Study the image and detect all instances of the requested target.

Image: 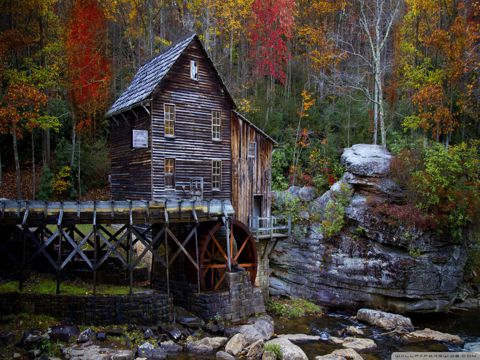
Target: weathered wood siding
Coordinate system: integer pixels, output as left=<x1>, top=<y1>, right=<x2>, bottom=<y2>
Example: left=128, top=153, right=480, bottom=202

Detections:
left=150, top=39, right=233, bottom=200
left=110, top=109, right=152, bottom=200
left=231, top=113, right=273, bottom=225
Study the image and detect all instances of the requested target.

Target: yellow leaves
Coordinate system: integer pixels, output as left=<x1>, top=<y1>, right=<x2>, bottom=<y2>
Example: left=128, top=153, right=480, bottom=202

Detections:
left=300, top=90, right=315, bottom=116
left=237, top=98, right=256, bottom=114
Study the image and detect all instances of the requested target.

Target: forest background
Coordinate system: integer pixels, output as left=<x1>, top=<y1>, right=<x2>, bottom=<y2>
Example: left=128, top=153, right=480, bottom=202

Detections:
left=0, top=0, right=478, bottom=241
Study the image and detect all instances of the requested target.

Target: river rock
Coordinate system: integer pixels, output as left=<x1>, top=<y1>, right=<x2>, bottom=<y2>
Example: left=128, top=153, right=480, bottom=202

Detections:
left=225, top=315, right=274, bottom=344
left=265, top=338, right=308, bottom=360
left=0, top=332, right=15, bottom=346
left=315, top=348, right=364, bottom=360
left=401, top=328, right=464, bottom=345
left=159, top=340, right=182, bottom=353
left=328, top=337, right=377, bottom=351
left=344, top=326, right=364, bottom=336
left=186, top=337, right=228, bottom=354
left=278, top=333, right=321, bottom=343
left=269, top=144, right=468, bottom=313
left=49, top=325, right=80, bottom=342
left=63, top=342, right=135, bottom=360
left=357, top=309, right=414, bottom=332
left=216, top=351, right=235, bottom=360
left=246, top=339, right=264, bottom=359
left=262, top=350, right=276, bottom=360
left=225, top=333, right=246, bottom=356
left=175, top=307, right=205, bottom=329
left=77, top=328, right=94, bottom=343
left=298, top=186, right=316, bottom=202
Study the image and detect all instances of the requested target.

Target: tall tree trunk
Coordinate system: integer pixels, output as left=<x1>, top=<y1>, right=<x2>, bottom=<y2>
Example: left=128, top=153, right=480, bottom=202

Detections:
left=0, top=148, right=2, bottom=188
left=70, top=118, right=76, bottom=170
left=78, top=136, right=81, bottom=200
left=31, top=131, right=36, bottom=200
left=12, top=126, right=22, bottom=199
left=46, top=128, right=50, bottom=167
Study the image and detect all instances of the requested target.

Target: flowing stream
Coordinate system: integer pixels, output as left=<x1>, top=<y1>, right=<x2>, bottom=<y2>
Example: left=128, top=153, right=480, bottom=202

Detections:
left=272, top=309, right=480, bottom=359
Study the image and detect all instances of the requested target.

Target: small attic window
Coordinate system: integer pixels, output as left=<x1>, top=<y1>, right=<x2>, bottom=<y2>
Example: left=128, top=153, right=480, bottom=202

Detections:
left=190, top=60, right=198, bottom=80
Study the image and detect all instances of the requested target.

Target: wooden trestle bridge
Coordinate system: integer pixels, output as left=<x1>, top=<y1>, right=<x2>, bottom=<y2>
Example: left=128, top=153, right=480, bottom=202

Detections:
left=0, top=199, right=262, bottom=295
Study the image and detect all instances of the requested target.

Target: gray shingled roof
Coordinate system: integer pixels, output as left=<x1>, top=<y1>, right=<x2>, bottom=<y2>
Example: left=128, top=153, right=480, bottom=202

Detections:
left=106, top=34, right=196, bottom=117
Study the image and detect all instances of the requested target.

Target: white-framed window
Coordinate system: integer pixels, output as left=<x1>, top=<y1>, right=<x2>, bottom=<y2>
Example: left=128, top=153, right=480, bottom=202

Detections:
left=164, top=104, right=175, bottom=137
left=212, top=110, right=221, bottom=140
left=248, top=142, right=257, bottom=158
left=212, top=160, right=221, bottom=191
left=164, top=158, right=175, bottom=189
left=190, top=60, right=198, bottom=80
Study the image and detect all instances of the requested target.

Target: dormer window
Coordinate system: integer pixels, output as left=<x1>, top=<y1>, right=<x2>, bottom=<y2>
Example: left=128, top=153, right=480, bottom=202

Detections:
left=190, top=60, right=198, bottom=80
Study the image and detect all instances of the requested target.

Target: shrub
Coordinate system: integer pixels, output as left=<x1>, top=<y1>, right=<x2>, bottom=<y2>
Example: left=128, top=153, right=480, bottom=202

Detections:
left=411, top=141, right=480, bottom=238
left=37, top=166, right=54, bottom=200
left=267, top=297, right=323, bottom=319
left=320, top=182, right=352, bottom=237
left=264, top=343, right=283, bottom=359
left=53, top=166, right=74, bottom=199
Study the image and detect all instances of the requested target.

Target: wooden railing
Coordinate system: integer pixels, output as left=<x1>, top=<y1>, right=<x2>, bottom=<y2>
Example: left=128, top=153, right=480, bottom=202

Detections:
left=249, top=216, right=291, bottom=240
left=176, top=177, right=204, bottom=200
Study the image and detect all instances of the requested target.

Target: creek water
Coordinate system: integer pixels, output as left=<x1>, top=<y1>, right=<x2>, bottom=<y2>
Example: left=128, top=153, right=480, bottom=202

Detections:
left=173, top=308, right=480, bottom=360
left=272, top=308, right=480, bottom=359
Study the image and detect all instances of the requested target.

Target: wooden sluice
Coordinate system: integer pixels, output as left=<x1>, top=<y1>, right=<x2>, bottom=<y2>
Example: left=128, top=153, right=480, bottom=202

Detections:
left=0, top=199, right=235, bottom=295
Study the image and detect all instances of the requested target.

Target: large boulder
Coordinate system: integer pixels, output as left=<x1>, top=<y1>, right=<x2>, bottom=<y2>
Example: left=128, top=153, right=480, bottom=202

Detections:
left=225, top=333, right=247, bottom=356
left=341, top=144, right=392, bottom=177
left=315, top=348, right=364, bottom=360
left=269, top=144, right=468, bottom=313
left=401, top=328, right=464, bottom=345
left=328, top=337, right=377, bottom=351
left=225, top=315, right=274, bottom=344
left=186, top=337, right=228, bottom=354
left=265, top=338, right=308, bottom=360
left=278, top=334, right=321, bottom=343
left=356, top=309, right=414, bottom=332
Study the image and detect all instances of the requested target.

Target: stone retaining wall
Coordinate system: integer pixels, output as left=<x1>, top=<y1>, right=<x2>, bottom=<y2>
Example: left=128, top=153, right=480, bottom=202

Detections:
left=178, top=271, right=266, bottom=322
left=0, top=291, right=173, bottom=325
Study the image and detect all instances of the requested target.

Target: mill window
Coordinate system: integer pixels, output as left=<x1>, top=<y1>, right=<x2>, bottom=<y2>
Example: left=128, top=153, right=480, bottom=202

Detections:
left=190, top=60, right=198, bottom=80
left=248, top=142, right=257, bottom=159
left=212, top=111, right=221, bottom=140
left=164, top=158, right=175, bottom=189
left=164, top=104, right=175, bottom=137
left=212, top=160, right=221, bottom=191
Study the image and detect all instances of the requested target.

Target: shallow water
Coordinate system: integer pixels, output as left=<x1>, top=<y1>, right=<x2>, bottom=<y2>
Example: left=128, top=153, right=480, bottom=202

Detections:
left=273, top=309, right=480, bottom=359
left=171, top=309, right=480, bottom=360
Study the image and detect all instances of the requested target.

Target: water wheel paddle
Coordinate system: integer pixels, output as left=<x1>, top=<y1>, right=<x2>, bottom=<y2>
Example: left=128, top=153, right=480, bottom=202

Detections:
left=186, top=220, right=257, bottom=291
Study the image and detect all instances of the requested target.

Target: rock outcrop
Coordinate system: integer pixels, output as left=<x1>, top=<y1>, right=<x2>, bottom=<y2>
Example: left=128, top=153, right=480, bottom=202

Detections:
left=270, top=144, right=467, bottom=313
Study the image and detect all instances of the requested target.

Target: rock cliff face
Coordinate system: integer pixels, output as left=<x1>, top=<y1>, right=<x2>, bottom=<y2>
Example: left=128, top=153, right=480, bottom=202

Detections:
left=269, top=144, right=467, bottom=313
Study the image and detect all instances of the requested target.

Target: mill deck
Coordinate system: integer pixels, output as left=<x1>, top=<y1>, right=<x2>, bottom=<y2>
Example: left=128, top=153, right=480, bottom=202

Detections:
left=0, top=199, right=234, bottom=226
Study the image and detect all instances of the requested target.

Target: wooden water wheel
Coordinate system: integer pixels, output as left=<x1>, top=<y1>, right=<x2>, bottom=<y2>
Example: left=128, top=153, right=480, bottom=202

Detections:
left=186, top=220, right=257, bottom=291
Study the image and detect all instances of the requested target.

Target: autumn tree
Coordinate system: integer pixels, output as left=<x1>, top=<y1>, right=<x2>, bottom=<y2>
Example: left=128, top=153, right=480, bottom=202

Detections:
left=399, top=0, right=478, bottom=145
left=66, top=0, right=111, bottom=197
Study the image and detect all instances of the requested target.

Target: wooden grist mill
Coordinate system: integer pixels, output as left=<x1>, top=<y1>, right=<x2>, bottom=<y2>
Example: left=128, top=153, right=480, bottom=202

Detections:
left=0, top=34, right=290, bottom=320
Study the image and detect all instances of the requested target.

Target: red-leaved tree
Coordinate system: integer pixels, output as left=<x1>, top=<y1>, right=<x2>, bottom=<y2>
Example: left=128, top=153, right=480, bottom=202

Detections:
left=66, top=0, right=111, bottom=197
left=66, top=0, right=111, bottom=137
left=248, top=0, right=295, bottom=84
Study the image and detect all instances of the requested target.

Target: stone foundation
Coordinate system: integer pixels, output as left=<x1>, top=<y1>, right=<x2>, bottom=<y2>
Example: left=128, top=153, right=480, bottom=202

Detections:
left=179, top=271, right=265, bottom=322
left=255, top=241, right=271, bottom=302
left=0, top=290, right=172, bottom=325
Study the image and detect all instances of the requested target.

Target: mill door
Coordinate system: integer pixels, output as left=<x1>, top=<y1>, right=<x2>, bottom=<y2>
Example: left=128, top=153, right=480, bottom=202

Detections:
left=253, top=195, right=263, bottom=229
